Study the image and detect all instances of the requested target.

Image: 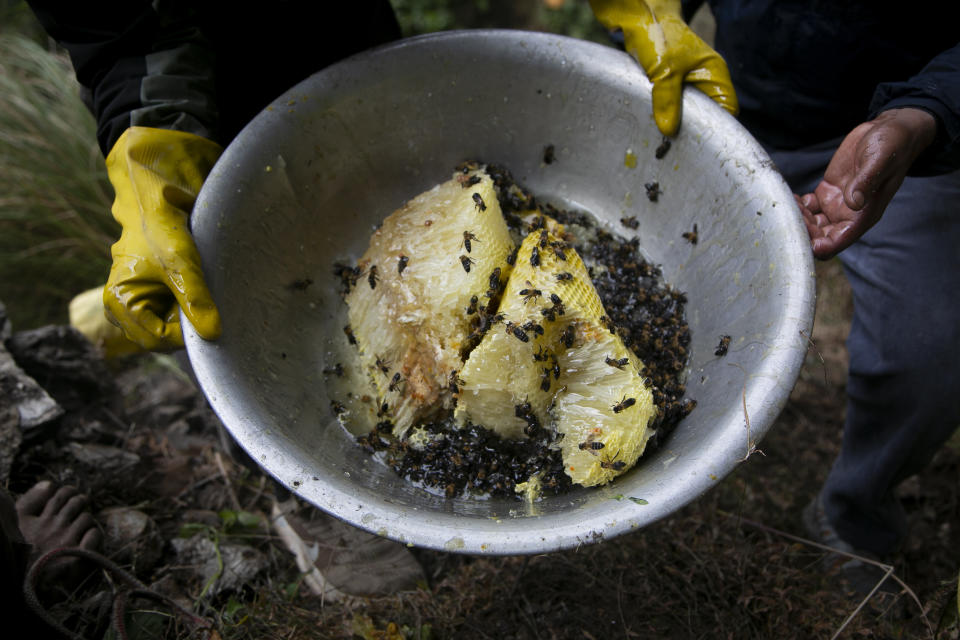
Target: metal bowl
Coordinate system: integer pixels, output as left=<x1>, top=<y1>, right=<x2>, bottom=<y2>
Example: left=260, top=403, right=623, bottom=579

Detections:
left=184, top=30, right=815, bottom=554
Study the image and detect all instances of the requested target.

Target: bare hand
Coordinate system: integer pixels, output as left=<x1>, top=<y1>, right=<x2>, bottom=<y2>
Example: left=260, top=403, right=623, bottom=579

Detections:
left=797, top=108, right=937, bottom=260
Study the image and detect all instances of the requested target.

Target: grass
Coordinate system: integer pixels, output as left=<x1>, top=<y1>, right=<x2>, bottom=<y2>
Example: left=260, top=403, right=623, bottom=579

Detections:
left=0, top=32, right=115, bottom=331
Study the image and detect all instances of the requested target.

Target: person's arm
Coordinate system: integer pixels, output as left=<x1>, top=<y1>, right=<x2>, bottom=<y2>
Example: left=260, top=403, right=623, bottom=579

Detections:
left=798, top=43, right=960, bottom=260
left=26, top=1, right=224, bottom=351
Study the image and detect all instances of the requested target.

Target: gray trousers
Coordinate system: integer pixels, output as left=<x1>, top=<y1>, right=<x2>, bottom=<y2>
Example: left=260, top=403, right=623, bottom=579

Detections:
left=769, top=141, right=960, bottom=556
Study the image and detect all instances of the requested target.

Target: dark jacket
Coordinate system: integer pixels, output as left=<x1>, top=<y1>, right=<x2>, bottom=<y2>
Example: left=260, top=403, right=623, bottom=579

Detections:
left=685, top=0, right=960, bottom=174
left=26, top=0, right=401, bottom=154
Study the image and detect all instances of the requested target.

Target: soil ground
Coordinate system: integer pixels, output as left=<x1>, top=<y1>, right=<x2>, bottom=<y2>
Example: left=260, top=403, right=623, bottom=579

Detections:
left=7, top=258, right=960, bottom=639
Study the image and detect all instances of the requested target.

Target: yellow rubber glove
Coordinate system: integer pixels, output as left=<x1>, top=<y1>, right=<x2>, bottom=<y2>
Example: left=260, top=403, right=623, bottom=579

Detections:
left=69, top=285, right=146, bottom=359
left=590, top=0, right=739, bottom=137
left=104, top=126, right=223, bottom=351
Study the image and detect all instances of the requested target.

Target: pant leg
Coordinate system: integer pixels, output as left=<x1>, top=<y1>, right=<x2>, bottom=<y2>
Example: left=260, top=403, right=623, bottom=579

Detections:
left=768, top=145, right=960, bottom=556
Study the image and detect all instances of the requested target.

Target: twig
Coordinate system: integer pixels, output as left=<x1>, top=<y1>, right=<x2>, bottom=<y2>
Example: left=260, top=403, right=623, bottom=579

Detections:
left=214, top=451, right=242, bottom=511
left=718, top=510, right=934, bottom=639
left=799, top=329, right=829, bottom=387
left=728, top=363, right=764, bottom=461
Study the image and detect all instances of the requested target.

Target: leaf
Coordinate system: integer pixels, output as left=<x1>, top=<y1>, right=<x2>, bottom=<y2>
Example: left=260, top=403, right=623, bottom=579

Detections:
left=629, top=497, right=648, bottom=505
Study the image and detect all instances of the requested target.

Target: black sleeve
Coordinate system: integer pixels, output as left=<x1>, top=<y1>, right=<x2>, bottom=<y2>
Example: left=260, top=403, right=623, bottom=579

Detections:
left=25, top=1, right=220, bottom=155
left=870, top=42, right=960, bottom=176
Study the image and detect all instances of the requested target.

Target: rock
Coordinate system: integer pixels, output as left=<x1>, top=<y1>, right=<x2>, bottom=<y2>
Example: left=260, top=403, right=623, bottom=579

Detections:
left=6, top=325, right=117, bottom=411
left=0, top=339, right=63, bottom=445
left=66, top=442, right=140, bottom=471
left=171, top=533, right=268, bottom=597
left=99, top=506, right=163, bottom=573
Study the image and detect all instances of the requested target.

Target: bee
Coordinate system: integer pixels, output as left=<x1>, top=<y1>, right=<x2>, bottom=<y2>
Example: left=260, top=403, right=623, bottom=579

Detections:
left=715, top=334, right=732, bottom=357
left=376, top=402, right=389, bottom=417
left=375, top=355, right=391, bottom=374
left=605, top=356, right=629, bottom=369
left=488, top=267, right=501, bottom=292
left=506, top=322, right=529, bottom=343
left=462, top=230, right=479, bottom=253
left=519, top=282, right=542, bottom=304
left=333, top=262, right=363, bottom=293
left=522, top=320, right=544, bottom=336
left=367, top=265, right=379, bottom=289
left=530, top=245, right=540, bottom=267
left=542, top=144, right=555, bottom=165
left=600, top=315, right=616, bottom=334
left=578, top=434, right=605, bottom=453
left=538, top=229, right=549, bottom=248
left=540, top=306, right=556, bottom=322
left=506, top=246, right=519, bottom=266
left=552, top=361, right=561, bottom=379
left=472, top=192, right=486, bottom=211
left=398, top=255, right=409, bottom=274
left=449, top=370, right=464, bottom=394
left=388, top=372, right=404, bottom=392
left=644, top=181, right=662, bottom=202
left=555, top=272, right=573, bottom=282
left=655, top=136, right=672, bottom=159
left=330, top=400, right=346, bottom=416
left=539, top=368, right=552, bottom=392
left=527, top=216, right=546, bottom=232
left=549, top=293, right=562, bottom=306
left=514, top=399, right=533, bottom=418
left=343, top=325, right=357, bottom=345
left=620, top=216, right=639, bottom=230
left=322, top=363, right=344, bottom=377
left=459, top=174, right=481, bottom=188
left=600, top=451, right=627, bottom=471
left=533, top=345, right=550, bottom=362
left=682, top=224, right=699, bottom=245
left=465, top=295, right=479, bottom=315
left=560, top=324, right=575, bottom=349
left=612, top=396, right=636, bottom=413
left=459, top=254, right=475, bottom=272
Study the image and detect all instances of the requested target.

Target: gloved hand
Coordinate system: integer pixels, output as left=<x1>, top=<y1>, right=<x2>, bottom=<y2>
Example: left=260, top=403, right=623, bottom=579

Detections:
left=69, top=285, right=145, bottom=359
left=590, top=0, right=738, bottom=137
left=104, top=126, right=223, bottom=351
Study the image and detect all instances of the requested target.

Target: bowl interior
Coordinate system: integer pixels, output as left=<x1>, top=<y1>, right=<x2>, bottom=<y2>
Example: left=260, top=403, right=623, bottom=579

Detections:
left=184, top=30, right=815, bottom=554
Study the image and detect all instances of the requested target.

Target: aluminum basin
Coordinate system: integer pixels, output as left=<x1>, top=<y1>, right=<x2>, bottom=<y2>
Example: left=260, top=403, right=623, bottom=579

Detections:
left=184, top=30, right=815, bottom=554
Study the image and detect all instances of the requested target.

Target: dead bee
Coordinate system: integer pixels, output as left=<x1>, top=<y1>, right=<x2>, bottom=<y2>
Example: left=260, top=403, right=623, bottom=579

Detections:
left=488, top=267, right=501, bottom=291
left=530, top=245, right=541, bottom=267
left=605, top=356, right=629, bottom=369
left=519, top=281, right=542, bottom=304
left=715, top=334, right=732, bottom=357
left=655, top=136, right=672, bottom=159
left=540, top=306, right=557, bottom=322
left=459, top=254, right=475, bottom=272
left=287, top=277, right=313, bottom=291
left=398, top=255, right=409, bottom=274
left=620, top=216, right=639, bottom=230
left=533, top=345, right=550, bottom=362
left=333, top=262, right=363, bottom=294
left=388, top=372, right=404, bottom=392
left=612, top=396, right=637, bottom=413
left=376, top=402, right=389, bottom=417
left=506, top=246, right=519, bottom=266
left=322, top=363, right=344, bottom=377
left=465, top=295, right=479, bottom=315
left=472, top=192, right=486, bottom=211
left=539, top=368, right=552, bottom=392
left=543, top=144, right=555, bottom=165
left=551, top=244, right=567, bottom=261
left=462, top=230, right=479, bottom=253
left=555, top=272, right=573, bottom=282
left=331, top=400, right=346, bottom=416
left=506, top=322, right=529, bottom=343
left=560, top=324, right=575, bottom=349
left=644, top=181, right=662, bottom=202
left=343, top=325, right=357, bottom=345
left=375, top=354, right=391, bottom=374
left=367, top=265, right=379, bottom=289
left=682, top=224, right=699, bottom=245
